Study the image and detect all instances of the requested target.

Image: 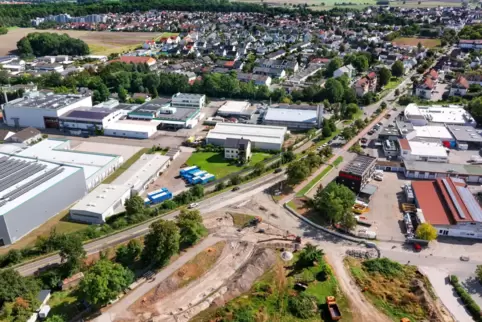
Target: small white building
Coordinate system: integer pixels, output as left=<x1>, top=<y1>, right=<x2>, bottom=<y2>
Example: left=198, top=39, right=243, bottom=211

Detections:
left=399, top=139, right=448, bottom=163
left=59, top=107, right=125, bottom=134
left=217, top=100, right=252, bottom=116
left=171, top=93, right=206, bottom=109
left=104, top=120, right=160, bottom=139
left=333, top=64, right=355, bottom=79
left=111, top=153, right=171, bottom=195
left=224, top=138, right=252, bottom=161
left=404, top=103, right=476, bottom=127
left=206, top=123, right=287, bottom=151
left=70, top=184, right=132, bottom=224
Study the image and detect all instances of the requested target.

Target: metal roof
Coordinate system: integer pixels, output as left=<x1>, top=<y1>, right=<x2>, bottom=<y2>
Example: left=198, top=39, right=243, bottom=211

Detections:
left=62, top=108, right=113, bottom=120
left=5, top=93, right=88, bottom=110
left=264, top=108, right=318, bottom=123
left=70, top=184, right=131, bottom=216
left=447, top=125, right=482, bottom=143
left=206, top=123, right=287, bottom=145
left=341, top=155, right=377, bottom=176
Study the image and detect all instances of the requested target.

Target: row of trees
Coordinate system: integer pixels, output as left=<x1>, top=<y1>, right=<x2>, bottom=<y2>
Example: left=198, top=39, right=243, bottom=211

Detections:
left=17, top=32, right=90, bottom=58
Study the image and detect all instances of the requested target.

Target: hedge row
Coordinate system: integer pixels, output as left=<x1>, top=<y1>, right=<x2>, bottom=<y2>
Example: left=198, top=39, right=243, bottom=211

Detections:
left=450, top=275, right=482, bottom=321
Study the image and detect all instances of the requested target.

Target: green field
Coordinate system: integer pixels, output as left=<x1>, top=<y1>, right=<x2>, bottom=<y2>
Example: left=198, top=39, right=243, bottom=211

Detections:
left=186, top=152, right=272, bottom=178
left=296, top=165, right=334, bottom=197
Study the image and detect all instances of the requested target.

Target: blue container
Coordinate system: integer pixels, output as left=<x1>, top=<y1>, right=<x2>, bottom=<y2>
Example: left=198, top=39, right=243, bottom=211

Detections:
left=144, top=197, right=152, bottom=206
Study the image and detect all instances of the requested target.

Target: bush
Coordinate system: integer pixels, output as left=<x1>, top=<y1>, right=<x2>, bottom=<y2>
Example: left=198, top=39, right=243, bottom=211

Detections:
left=295, top=269, right=316, bottom=284
left=362, top=258, right=403, bottom=277
left=450, top=275, right=458, bottom=283
left=450, top=274, right=482, bottom=320
left=288, top=293, right=317, bottom=319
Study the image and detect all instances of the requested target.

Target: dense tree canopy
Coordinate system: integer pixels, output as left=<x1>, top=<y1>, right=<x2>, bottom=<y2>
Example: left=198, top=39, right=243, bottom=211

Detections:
left=415, top=223, right=437, bottom=241
left=142, top=220, right=180, bottom=266
left=17, top=32, right=90, bottom=57
left=378, top=67, right=392, bottom=87
left=58, top=235, right=86, bottom=276
left=391, top=60, right=404, bottom=78
left=459, top=25, right=482, bottom=40
left=312, top=182, right=355, bottom=224
left=79, top=259, right=134, bottom=306
left=177, top=209, right=207, bottom=247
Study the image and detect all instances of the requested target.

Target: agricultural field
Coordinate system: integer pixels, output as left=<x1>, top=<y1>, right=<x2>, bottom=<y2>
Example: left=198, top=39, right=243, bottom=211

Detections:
left=390, top=0, right=463, bottom=7
left=0, top=28, right=161, bottom=56
left=186, top=151, right=272, bottom=178
left=238, top=0, right=376, bottom=10
left=345, top=257, right=450, bottom=322
left=392, top=37, right=442, bottom=48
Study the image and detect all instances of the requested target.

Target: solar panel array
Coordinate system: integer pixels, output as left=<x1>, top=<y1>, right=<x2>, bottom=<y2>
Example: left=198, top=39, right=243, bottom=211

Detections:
left=442, top=178, right=466, bottom=220
left=457, top=186, right=482, bottom=222
left=0, top=157, right=65, bottom=208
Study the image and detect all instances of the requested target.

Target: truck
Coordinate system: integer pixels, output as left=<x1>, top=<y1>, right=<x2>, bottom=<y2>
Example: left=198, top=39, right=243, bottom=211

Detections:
left=179, top=166, right=198, bottom=177
left=149, top=191, right=172, bottom=205
left=326, top=296, right=342, bottom=321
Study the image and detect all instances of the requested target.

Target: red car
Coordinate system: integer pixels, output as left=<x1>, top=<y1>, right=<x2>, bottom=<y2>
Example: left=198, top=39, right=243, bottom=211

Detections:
left=413, top=243, right=422, bottom=252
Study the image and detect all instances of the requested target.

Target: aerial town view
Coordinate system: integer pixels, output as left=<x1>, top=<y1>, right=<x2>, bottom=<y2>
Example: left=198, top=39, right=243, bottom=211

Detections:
left=0, top=0, right=482, bottom=321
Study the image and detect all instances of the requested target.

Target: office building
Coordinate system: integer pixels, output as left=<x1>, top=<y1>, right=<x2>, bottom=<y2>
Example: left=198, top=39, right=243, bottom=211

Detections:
left=171, top=93, right=206, bottom=109
left=104, top=120, right=161, bottom=139
left=59, top=108, right=125, bottom=134
left=206, top=123, right=287, bottom=151
left=337, top=155, right=377, bottom=193
left=404, top=103, right=476, bottom=126
left=217, top=101, right=253, bottom=117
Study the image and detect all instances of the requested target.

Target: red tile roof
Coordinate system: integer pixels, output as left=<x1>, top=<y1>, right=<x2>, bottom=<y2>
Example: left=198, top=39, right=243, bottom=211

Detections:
left=109, top=56, right=156, bottom=65
left=419, top=77, right=434, bottom=90
left=398, top=138, right=410, bottom=151
left=412, top=180, right=452, bottom=225
left=412, top=177, right=478, bottom=226
left=367, top=72, right=376, bottom=80
left=454, top=75, right=469, bottom=89
left=426, top=69, right=438, bottom=80
left=224, top=61, right=235, bottom=67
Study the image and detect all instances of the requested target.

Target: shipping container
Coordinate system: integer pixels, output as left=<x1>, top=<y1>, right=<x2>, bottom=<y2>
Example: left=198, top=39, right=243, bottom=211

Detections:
left=150, top=191, right=172, bottom=204
left=148, top=187, right=169, bottom=198
left=144, top=197, right=151, bottom=206
left=180, top=166, right=198, bottom=175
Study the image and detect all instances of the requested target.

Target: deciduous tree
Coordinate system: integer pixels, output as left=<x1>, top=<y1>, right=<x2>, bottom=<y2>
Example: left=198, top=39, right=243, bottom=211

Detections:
left=59, top=235, right=85, bottom=275
left=415, top=223, right=437, bottom=241
left=312, top=182, right=355, bottom=224
left=379, top=67, right=392, bottom=87
left=142, top=220, right=180, bottom=266
left=391, top=60, right=404, bottom=77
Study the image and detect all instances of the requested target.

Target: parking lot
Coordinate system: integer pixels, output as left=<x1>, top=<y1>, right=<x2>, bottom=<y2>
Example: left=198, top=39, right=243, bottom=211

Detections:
left=361, top=172, right=407, bottom=242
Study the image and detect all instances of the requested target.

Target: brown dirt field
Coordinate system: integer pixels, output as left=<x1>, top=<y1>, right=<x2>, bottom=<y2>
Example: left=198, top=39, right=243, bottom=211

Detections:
left=128, top=241, right=226, bottom=315
left=392, top=37, right=442, bottom=48
left=0, top=28, right=161, bottom=55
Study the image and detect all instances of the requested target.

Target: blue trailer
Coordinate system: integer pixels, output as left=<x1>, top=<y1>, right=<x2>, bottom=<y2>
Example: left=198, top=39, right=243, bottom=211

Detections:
left=148, top=187, right=169, bottom=199
left=180, top=166, right=198, bottom=177
left=200, top=174, right=215, bottom=184
left=144, top=198, right=152, bottom=206
left=150, top=191, right=172, bottom=204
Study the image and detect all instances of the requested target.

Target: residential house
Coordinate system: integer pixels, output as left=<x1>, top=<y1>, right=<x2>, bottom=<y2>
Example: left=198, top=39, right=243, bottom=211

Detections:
left=258, top=59, right=299, bottom=73
left=224, top=137, right=252, bottom=162
left=237, top=73, right=272, bottom=86
left=142, top=40, right=157, bottom=49
left=0, top=129, right=15, bottom=141
left=354, top=72, right=377, bottom=97
left=465, top=74, right=482, bottom=86
left=333, top=64, right=355, bottom=79
left=253, top=66, right=286, bottom=79
left=7, top=127, right=42, bottom=144
left=415, top=78, right=435, bottom=99
left=109, top=56, right=157, bottom=69
left=450, top=75, right=469, bottom=96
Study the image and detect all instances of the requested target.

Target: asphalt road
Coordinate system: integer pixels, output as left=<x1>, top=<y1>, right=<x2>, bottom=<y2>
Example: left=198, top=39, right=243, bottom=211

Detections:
left=15, top=172, right=286, bottom=276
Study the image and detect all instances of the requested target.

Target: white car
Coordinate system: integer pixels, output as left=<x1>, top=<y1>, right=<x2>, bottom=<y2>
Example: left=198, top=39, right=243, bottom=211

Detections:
left=188, top=203, right=199, bottom=209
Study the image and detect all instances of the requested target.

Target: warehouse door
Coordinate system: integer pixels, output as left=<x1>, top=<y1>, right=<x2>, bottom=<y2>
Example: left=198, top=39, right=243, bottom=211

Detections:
left=44, top=117, right=60, bottom=129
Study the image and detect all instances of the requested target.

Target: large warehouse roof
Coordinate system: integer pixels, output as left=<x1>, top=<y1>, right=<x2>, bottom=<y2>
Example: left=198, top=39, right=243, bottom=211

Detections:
left=264, top=108, right=318, bottom=123
left=5, top=92, right=89, bottom=111
left=70, top=184, right=131, bottom=216
left=206, top=123, right=287, bottom=145
left=0, top=155, right=81, bottom=216
left=408, top=141, right=448, bottom=158
left=217, top=101, right=253, bottom=115
left=404, top=103, right=474, bottom=124
left=111, top=153, right=170, bottom=189
left=413, top=125, right=453, bottom=140
left=0, top=139, right=121, bottom=181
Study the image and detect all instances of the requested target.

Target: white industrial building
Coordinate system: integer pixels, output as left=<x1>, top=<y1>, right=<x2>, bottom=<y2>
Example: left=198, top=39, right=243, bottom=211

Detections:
left=0, top=155, right=86, bottom=245
left=398, top=139, right=448, bottom=163
left=404, top=103, right=476, bottom=126
left=111, top=153, right=171, bottom=194
left=263, top=106, right=323, bottom=129
left=206, top=123, right=287, bottom=151
left=104, top=119, right=161, bottom=139
left=0, top=139, right=123, bottom=190
left=217, top=101, right=254, bottom=116
left=171, top=93, right=206, bottom=109
left=59, top=107, right=125, bottom=135
left=70, top=184, right=131, bottom=224
left=2, top=91, right=93, bottom=129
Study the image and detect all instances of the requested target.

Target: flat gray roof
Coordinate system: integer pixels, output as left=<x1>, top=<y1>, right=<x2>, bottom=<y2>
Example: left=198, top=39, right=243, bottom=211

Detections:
left=70, top=184, right=131, bottom=215
left=155, top=107, right=198, bottom=121
left=132, top=98, right=171, bottom=113
left=404, top=160, right=482, bottom=176
left=264, top=108, right=318, bottom=123
left=447, top=125, right=482, bottom=143
left=341, top=155, right=377, bottom=176
left=6, top=93, right=87, bottom=110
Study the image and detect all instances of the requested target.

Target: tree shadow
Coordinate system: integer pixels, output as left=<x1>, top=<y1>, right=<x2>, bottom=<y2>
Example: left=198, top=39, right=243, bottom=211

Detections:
left=461, top=276, right=482, bottom=296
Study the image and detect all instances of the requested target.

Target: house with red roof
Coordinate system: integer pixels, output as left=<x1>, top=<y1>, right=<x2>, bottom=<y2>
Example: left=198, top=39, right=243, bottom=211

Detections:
left=354, top=71, right=377, bottom=97
left=415, top=77, right=435, bottom=100
left=108, top=56, right=157, bottom=69
left=411, top=177, right=482, bottom=239
left=450, top=75, right=469, bottom=97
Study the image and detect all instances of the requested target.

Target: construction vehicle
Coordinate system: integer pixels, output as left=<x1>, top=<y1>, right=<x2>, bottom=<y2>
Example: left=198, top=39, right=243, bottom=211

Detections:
left=352, top=204, right=369, bottom=214
left=401, top=203, right=416, bottom=212
left=326, top=296, right=342, bottom=321
left=249, top=216, right=262, bottom=226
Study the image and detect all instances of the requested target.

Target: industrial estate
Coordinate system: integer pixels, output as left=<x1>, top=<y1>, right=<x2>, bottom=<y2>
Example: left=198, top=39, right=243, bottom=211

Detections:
left=1, top=2, right=482, bottom=322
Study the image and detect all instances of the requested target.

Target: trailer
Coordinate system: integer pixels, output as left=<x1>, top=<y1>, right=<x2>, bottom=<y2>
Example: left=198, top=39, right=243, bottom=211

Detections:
left=200, top=173, right=215, bottom=184
left=179, top=166, right=198, bottom=176
left=147, top=187, right=169, bottom=198
left=150, top=191, right=173, bottom=204
left=144, top=197, right=152, bottom=206
left=326, top=296, right=342, bottom=321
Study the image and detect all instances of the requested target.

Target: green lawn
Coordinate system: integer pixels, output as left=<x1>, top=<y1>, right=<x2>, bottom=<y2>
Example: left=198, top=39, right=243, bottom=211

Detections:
left=48, top=290, right=83, bottom=321
left=186, top=152, right=271, bottom=178
left=380, top=77, right=402, bottom=97
left=296, top=165, right=334, bottom=197
left=333, top=156, right=344, bottom=167
left=103, top=148, right=149, bottom=184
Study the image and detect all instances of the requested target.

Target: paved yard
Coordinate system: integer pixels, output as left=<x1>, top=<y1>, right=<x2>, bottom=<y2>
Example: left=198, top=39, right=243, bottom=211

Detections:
left=365, top=172, right=407, bottom=242
left=145, top=147, right=194, bottom=195
left=71, top=141, right=142, bottom=161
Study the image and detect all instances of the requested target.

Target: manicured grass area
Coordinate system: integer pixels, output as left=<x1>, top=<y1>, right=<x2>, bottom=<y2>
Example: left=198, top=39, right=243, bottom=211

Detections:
left=333, top=156, right=344, bottom=167
left=296, top=165, right=334, bottom=197
left=89, top=43, right=138, bottom=55
left=186, top=152, right=271, bottom=178
left=287, top=200, right=297, bottom=210
left=229, top=213, right=256, bottom=228
left=48, top=290, right=83, bottom=321
left=103, top=148, right=149, bottom=184
left=392, top=37, right=441, bottom=48
left=380, top=77, right=402, bottom=97
left=156, top=32, right=179, bottom=40
left=313, top=128, right=340, bottom=149
left=345, top=257, right=436, bottom=322
left=192, top=254, right=353, bottom=322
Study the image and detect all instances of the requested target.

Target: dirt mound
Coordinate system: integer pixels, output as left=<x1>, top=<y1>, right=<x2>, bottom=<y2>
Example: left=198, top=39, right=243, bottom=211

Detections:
left=211, top=247, right=277, bottom=307
left=411, top=277, right=447, bottom=322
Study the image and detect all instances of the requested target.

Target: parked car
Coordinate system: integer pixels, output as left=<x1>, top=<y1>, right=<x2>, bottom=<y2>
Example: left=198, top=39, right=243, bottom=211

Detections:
left=368, top=130, right=375, bottom=135
left=274, top=168, right=283, bottom=173
left=377, top=122, right=383, bottom=126
left=360, top=138, right=368, bottom=143
left=460, top=256, right=470, bottom=261
left=232, top=186, right=240, bottom=191
left=188, top=203, right=199, bottom=209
